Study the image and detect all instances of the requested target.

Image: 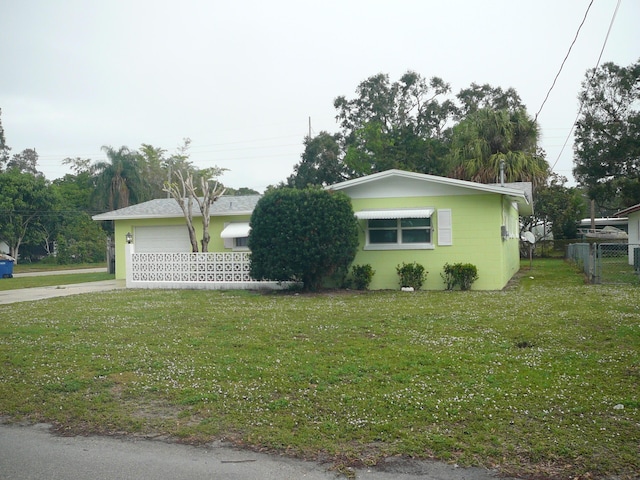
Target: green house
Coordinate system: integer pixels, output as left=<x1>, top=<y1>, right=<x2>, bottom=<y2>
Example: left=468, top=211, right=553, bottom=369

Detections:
left=93, top=169, right=532, bottom=290
left=328, top=170, right=532, bottom=290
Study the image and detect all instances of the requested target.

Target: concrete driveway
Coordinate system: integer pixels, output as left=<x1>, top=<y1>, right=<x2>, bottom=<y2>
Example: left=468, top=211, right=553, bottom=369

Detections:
left=0, top=268, right=124, bottom=305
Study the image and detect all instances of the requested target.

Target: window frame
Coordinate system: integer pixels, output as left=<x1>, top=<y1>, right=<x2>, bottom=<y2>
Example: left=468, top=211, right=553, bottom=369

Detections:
left=365, top=216, right=434, bottom=250
left=233, top=236, right=250, bottom=250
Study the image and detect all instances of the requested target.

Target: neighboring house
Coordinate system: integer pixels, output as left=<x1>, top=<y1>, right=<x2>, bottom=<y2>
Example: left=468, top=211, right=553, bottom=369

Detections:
left=93, top=170, right=533, bottom=290
left=327, top=170, right=532, bottom=290
left=615, top=203, right=640, bottom=266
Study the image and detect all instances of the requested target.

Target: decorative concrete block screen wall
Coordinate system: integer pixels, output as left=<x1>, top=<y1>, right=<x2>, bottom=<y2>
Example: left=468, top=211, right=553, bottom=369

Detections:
left=127, top=250, right=287, bottom=290
left=132, top=252, right=251, bottom=283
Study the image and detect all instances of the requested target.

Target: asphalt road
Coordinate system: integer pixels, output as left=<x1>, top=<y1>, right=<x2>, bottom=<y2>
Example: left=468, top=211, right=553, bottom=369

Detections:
left=0, top=423, right=516, bottom=480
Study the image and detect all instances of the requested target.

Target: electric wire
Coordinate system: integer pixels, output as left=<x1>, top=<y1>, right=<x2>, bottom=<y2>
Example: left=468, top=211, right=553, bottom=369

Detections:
left=535, top=0, right=594, bottom=122
left=550, top=0, right=621, bottom=171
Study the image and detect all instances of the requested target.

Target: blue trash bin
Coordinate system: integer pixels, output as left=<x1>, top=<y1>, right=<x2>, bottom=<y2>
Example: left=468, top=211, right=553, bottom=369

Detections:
left=0, top=259, right=14, bottom=278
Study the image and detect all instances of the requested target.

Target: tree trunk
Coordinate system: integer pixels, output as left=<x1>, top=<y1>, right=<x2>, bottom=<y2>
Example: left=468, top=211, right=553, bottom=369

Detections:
left=9, top=243, right=19, bottom=264
left=186, top=192, right=198, bottom=252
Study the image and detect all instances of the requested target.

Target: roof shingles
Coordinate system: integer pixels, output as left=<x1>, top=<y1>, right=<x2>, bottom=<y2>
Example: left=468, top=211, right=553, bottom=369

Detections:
left=92, top=195, right=261, bottom=221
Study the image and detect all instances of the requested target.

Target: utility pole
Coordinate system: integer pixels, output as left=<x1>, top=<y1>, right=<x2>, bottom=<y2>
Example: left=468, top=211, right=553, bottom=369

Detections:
left=308, top=116, right=312, bottom=138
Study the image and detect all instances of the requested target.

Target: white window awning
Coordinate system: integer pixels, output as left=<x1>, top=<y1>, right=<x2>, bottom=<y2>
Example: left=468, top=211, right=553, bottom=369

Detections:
left=220, top=222, right=251, bottom=239
left=354, top=208, right=434, bottom=220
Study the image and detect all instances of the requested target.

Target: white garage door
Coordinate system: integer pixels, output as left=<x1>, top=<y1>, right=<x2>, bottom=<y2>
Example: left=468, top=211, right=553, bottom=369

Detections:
left=134, top=225, right=192, bottom=253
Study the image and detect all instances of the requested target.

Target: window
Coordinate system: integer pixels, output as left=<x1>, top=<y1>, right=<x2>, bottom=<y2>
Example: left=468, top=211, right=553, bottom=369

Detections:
left=367, top=217, right=432, bottom=249
left=234, top=236, right=249, bottom=248
left=221, top=223, right=251, bottom=251
left=355, top=208, right=435, bottom=250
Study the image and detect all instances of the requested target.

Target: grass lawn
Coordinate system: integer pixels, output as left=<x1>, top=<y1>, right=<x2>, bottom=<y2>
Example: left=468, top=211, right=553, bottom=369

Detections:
left=0, top=272, right=114, bottom=291
left=0, top=259, right=638, bottom=479
left=11, top=262, right=106, bottom=274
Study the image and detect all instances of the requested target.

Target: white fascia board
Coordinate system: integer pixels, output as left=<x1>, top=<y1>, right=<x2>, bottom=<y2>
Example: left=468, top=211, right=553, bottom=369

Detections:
left=328, top=169, right=529, bottom=198
left=355, top=208, right=434, bottom=220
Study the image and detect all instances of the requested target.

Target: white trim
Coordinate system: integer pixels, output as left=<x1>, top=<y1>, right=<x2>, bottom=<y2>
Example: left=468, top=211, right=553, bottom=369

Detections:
left=365, top=216, right=434, bottom=250
left=364, top=243, right=435, bottom=251
left=328, top=169, right=532, bottom=215
left=355, top=208, right=434, bottom=220
left=330, top=169, right=528, bottom=197
left=220, top=222, right=251, bottom=239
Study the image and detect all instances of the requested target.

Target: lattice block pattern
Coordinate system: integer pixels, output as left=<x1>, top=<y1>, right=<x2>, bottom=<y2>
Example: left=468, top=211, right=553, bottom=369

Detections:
left=131, top=252, right=252, bottom=282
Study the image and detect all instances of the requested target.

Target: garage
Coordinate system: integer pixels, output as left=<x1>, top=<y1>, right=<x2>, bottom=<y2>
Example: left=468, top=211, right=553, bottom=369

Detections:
left=133, top=225, right=192, bottom=253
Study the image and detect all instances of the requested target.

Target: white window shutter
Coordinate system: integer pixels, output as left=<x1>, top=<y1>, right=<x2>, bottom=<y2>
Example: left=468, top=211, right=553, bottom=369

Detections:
left=223, top=223, right=233, bottom=249
left=437, top=209, right=453, bottom=246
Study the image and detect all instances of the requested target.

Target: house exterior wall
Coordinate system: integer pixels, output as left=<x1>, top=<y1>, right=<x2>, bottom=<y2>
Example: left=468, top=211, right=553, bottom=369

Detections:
left=500, top=197, right=522, bottom=287
left=349, top=193, right=518, bottom=290
left=627, top=210, right=640, bottom=265
left=628, top=211, right=640, bottom=245
left=114, top=214, right=252, bottom=279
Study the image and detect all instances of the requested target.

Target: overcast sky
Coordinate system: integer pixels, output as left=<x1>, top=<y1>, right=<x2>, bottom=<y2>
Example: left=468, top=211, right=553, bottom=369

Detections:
left=1, top=0, right=638, bottom=193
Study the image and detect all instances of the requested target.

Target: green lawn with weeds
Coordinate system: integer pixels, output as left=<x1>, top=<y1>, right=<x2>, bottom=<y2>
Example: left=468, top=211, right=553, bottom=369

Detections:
left=0, top=259, right=638, bottom=479
left=0, top=272, right=114, bottom=291
left=12, top=262, right=106, bottom=274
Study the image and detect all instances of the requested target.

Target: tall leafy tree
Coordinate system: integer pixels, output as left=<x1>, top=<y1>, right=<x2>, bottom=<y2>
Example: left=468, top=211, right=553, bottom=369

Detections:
left=284, top=72, right=542, bottom=187
left=334, top=71, right=453, bottom=177
left=7, top=148, right=41, bottom=175
left=447, top=108, right=549, bottom=186
left=51, top=166, right=105, bottom=263
left=0, top=170, right=57, bottom=262
left=456, top=83, right=525, bottom=118
left=55, top=215, right=107, bottom=264
left=533, top=174, right=586, bottom=240
left=249, top=188, right=358, bottom=291
left=287, top=132, right=346, bottom=188
left=138, top=143, right=169, bottom=199
left=573, top=59, right=640, bottom=210
left=343, top=122, right=450, bottom=177
left=55, top=158, right=96, bottom=212
left=93, top=146, right=146, bottom=211
left=335, top=71, right=453, bottom=139
left=226, top=187, right=260, bottom=196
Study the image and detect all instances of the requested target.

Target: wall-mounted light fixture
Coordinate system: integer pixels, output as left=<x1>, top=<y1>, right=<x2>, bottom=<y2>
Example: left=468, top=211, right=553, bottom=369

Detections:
left=126, top=232, right=133, bottom=244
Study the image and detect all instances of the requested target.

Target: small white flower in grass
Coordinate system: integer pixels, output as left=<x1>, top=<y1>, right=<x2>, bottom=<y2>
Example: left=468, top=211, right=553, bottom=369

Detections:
left=613, top=404, right=624, bottom=410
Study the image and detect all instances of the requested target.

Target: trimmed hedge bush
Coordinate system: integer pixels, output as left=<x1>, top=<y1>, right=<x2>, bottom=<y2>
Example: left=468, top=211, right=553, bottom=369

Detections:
left=396, top=262, right=427, bottom=290
left=350, top=264, right=375, bottom=290
left=441, top=262, right=479, bottom=290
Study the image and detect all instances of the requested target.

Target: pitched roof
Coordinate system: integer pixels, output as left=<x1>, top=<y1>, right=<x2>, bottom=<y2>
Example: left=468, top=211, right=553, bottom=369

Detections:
left=615, top=203, right=640, bottom=217
left=328, top=169, right=533, bottom=215
left=92, top=195, right=261, bottom=221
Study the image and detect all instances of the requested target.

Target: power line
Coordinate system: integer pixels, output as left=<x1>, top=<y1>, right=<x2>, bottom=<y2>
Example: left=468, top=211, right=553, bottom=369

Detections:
left=550, top=0, right=621, bottom=171
left=535, top=0, right=594, bottom=122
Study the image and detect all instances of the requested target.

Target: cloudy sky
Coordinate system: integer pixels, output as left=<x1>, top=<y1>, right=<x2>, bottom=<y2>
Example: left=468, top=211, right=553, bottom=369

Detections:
left=1, top=0, right=638, bottom=192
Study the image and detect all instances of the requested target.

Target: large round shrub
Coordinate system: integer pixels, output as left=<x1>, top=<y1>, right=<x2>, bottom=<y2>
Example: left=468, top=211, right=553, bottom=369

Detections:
left=248, top=188, right=358, bottom=291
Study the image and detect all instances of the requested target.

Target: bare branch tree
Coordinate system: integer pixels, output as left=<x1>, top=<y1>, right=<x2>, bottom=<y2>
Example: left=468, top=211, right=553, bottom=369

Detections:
left=163, top=170, right=199, bottom=252
left=163, top=169, right=226, bottom=253
left=186, top=176, right=226, bottom=252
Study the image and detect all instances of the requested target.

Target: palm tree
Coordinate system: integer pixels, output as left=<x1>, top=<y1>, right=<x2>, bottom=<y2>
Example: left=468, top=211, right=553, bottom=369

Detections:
left=93, top=146, right=146, bottom=211
left=447, top=108, right=549, bottom=187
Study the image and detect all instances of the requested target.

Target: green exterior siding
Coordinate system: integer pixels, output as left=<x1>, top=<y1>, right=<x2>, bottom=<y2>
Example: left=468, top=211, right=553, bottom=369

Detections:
left=350, top=194, right=518, bottom=290
left=105, top=172, right=529, bottom=290
left=113, top=215, right=252, bottom=279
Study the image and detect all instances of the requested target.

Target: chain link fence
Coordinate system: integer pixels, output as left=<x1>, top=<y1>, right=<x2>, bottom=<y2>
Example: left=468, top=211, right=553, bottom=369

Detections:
left=567, top=242, right=640, bottom=284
